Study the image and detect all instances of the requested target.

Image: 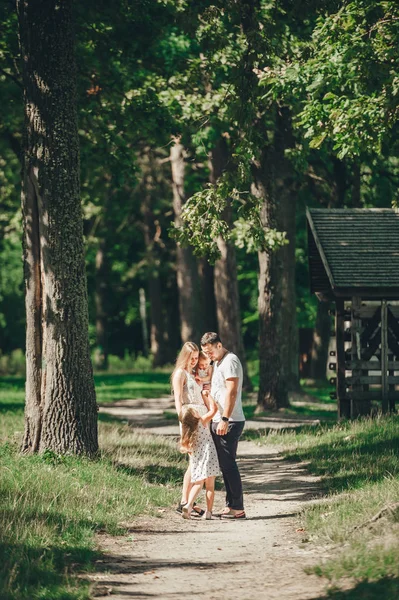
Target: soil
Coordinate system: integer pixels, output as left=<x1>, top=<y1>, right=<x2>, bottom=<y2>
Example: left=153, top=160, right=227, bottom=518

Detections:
left=89, top=398, right=334, bottom=599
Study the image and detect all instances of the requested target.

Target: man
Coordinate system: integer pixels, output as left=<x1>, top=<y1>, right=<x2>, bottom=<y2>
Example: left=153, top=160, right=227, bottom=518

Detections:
left=201, top=331, right=246, bottom=519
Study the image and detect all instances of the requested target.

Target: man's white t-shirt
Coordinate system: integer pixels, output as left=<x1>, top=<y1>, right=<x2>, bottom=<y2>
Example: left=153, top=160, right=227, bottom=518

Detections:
left=211, top=352, right=245, bottom=422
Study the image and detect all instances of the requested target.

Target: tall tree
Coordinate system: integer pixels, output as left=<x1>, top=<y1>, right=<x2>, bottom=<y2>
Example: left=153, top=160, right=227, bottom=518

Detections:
left=171, top=138, right=205, bottom=343
left=210, top=137, right=252, bottom=390
left=139, top=149, right=170, bottom=366
left=18, top=0, right=98, bottom=455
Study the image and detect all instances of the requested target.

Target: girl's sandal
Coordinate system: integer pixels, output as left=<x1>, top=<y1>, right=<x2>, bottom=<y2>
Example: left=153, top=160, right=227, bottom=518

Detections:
left=192, top=503, right=205, bottom=517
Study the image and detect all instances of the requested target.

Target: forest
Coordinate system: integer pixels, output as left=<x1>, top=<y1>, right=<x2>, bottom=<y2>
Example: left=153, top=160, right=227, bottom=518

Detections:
left=1, top=2, right=399, bottom=600
left=1, top=0, right=398, bottom=410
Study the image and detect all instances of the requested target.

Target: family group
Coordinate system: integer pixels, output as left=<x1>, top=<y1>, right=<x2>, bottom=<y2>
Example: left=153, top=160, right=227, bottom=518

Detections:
left=171, top=332, right=246, bottom=521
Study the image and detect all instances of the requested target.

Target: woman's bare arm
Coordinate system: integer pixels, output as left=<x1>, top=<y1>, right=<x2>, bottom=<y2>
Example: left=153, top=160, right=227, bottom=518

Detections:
left=172, top=369, right=185, bottom=415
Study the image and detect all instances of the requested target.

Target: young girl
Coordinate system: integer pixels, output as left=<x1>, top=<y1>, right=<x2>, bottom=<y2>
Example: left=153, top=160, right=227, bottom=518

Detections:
left=179, top=392, right=219, bottom=520
left=195, top=351, right=213, bottom=391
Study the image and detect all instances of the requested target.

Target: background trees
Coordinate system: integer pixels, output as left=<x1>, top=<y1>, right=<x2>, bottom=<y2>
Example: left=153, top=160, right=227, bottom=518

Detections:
left=1, top=0, right=399, bottom=420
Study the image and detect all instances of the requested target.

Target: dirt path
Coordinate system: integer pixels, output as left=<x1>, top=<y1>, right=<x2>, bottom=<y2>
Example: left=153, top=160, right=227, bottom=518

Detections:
left=90, top=399, right=333, bottom=599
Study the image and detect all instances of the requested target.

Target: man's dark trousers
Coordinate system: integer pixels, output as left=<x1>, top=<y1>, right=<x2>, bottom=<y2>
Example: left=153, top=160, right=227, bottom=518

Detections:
left=211, top=421, right=245, bottom=510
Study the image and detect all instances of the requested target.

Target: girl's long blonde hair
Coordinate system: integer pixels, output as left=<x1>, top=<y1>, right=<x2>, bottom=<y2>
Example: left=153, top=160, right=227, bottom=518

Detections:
left=179, top=406, right=200, bottom=453
left=170, top=341, right=199, bottom=392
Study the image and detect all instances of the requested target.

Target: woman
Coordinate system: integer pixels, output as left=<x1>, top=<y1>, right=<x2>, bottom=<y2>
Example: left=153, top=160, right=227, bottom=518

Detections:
left=171, top=341, right=207, bottom=516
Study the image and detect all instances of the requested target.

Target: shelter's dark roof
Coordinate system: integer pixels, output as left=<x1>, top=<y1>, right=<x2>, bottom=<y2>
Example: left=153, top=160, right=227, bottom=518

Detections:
left=307, top=208, right=399, bottom=298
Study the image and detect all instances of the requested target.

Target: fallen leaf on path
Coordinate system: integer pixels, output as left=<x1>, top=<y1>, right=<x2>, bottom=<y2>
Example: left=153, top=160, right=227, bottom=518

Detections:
left=296, top=528, right=305, bottom=533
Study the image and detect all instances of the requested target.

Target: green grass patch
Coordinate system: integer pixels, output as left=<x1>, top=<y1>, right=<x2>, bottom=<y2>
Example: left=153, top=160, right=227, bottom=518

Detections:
left=0, top=375, right=184, bottom=600
left=95, top=372, right=171, bottom=403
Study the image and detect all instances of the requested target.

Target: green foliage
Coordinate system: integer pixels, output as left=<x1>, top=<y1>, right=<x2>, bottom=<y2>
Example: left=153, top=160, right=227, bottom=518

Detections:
left=259, top=1, right=399, bottom=159
left=172, top=172, right=288, bottom=262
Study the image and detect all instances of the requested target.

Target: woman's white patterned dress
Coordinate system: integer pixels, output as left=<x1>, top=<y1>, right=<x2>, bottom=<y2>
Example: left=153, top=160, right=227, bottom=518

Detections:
left=180, top=369, right=220, bottom=483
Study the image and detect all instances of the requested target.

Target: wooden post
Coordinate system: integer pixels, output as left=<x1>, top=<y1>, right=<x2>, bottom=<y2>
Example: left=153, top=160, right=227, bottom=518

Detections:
left=336, top=298, right=349, bottom=418
left=381, top=299, right=388, bottom=413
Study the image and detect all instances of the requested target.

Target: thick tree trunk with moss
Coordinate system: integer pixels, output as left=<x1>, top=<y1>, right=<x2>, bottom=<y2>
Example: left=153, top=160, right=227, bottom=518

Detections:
left=209, top=138, right=252, bottom=390
left=171, top=140, right=204, bottom=343
left=18, top=0, right=98, bottom=455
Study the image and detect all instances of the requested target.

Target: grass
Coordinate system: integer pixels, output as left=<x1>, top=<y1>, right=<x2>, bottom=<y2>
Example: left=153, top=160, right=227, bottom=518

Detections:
left=248, top=414, right=399, bottom=596
left=0, top=374, right=184, bottom=600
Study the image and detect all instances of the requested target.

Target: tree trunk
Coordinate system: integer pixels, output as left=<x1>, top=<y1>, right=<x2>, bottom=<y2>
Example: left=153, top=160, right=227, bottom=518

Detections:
left=139, top=288, right=149, bottom=356
left=171, top=140, right=204, bottom=343
left=209, top=138, right=252, bottom=390
left=18, top=0, right=98, bottom=455
left=198, top=258, right=218, bottom=333
left=252, top=107, right=297, bottom=410
left=252, top=151, right=289, bottom=410
left=164, top=275, right=181, bottom=360
left=310, top=301, right=331, bottom=380
left=94, top=237, right=109, bottom=370
left=140, top=150, right=169, bottom=366
left=278, top=166, right=299, bottom=392
left=94, top=180, right=113, bottom=371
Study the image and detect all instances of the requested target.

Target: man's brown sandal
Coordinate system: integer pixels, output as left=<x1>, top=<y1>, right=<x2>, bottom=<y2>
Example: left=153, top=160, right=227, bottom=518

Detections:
left=220, top=509, right=246, bottom=519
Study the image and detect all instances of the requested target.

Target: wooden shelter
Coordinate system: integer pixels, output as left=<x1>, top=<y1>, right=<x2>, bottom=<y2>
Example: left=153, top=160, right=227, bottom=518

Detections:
left=307, top=208, right=399, bottom=418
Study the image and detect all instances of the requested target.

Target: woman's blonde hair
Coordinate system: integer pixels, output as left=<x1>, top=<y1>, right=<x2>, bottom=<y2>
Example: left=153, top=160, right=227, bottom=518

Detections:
left=179, top=406, right=200, bottom=453
left=170, top=341, right=199, bottom=392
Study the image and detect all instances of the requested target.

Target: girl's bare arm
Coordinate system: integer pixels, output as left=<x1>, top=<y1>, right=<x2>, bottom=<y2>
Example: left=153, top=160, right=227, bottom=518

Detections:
left=200, top=394, right=218, bottom=425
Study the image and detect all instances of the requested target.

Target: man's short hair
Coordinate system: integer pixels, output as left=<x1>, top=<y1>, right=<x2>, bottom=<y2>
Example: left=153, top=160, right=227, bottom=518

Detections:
left=200, top=332, right=222, bottom=346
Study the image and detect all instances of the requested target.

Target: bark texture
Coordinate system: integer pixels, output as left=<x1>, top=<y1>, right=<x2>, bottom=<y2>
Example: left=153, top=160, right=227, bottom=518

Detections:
left=171, top=140, right=204, bottom=343
left=18, top=0, right=98, bottom=455
left=252, top=109, right=297, bottom=410
left=209, top=138, right=252, bottom=390
left=253, top=160, right=288, bottom=410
